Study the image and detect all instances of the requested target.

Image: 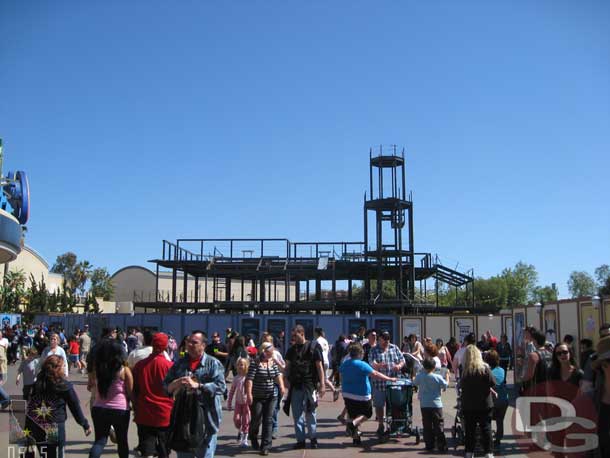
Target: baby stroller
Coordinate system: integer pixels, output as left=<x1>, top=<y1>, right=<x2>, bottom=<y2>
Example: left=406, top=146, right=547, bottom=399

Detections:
left=381, top=378, right=420, bottom=444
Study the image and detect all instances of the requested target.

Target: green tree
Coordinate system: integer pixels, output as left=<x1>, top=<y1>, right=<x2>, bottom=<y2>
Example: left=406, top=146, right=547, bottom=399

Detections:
left=90, top=267, right=114, bottom=300
left=473, top=276, right=508, bottom=307
left=57, top=282, right=77, bottom=313
left=567, top=271, right=596, bottom=298
left=600, top=276, right=610, bottom=296
left=502, top=261, right=539, bottom=306
left=51, top=252, right=78, bottom=289
left=26, top=274, right=51, bottom=313
left=532, top=284, right=559, bottom=304
left=595, top=264, right=610, bottom=290
left=84, top=293, right=101, bottom=313
left=1, top=269, right=27, bottom=312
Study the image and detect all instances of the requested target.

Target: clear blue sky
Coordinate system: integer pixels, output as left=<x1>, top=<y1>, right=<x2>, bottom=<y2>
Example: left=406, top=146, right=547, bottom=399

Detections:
left=1, top=1, right=608, bottom=297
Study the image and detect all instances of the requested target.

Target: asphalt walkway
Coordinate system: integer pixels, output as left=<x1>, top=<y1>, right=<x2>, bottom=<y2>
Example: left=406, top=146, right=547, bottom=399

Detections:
left=1, top=363, right=549, bottom=458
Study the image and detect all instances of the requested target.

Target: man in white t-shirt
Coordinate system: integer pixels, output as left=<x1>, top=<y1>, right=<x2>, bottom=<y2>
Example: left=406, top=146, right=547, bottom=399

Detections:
left=315, top=327, right=340, bottom=401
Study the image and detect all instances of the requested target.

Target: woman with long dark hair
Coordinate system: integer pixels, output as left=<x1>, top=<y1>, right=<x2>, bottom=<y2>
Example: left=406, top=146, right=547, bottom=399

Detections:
left=228, top=335, right=249, bottom=376
left=26, top=355, right=91, bottom=458
left=549, top=343, right=582, bottom=387
left=88, top=339, right=133, bottom=458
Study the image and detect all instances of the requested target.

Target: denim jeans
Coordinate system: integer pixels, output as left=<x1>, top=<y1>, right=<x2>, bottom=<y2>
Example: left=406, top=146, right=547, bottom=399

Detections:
left=0, top=384, right=9, bottom=408
left=271, top=395, right=281, bottom=433
left=290, top=387, right=317, bottom=442
left=89, top=407, right=130, bottom=458
left=36, top=421, right=66, bottom=458
left=176, top=433, right=217, bottom=458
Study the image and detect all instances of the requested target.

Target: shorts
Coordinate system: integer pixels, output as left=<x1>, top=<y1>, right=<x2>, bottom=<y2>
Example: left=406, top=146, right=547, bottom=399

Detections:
left=69, top=355, right=79, bottom=364
left=372, top=387, right=387, bottom=409
left=137, top=424, right=169, bottom=457
left=80, top=351, right=89, bottom=362
left=344, top=398, right=372, bottom=419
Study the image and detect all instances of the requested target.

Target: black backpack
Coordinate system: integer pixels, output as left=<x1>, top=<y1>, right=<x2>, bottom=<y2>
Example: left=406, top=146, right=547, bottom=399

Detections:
left=533, top=349, right=553, bottom=384
left=289, top=341, right=318, bottom=384
left=168, top=389, right=206, bottom=452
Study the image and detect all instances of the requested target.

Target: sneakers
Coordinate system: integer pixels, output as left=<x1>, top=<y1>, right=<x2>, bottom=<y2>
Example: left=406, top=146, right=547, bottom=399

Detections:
left=484, top=454, right=495, bottom=458
left=293, top=441, right=306, bottom=450
left=333, top=390, right=340, bottom=402
left=239, top=433, right=249, bottom=447
left=346, top=421, right=357, bottom=438
left=310, top=438, right=318, bottom=449
left=260, top=449, right=269, bottom=456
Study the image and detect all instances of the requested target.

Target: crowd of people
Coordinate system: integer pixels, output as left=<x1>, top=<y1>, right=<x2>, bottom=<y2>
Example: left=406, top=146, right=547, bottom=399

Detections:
left=1, top=320, right=610, bottom=458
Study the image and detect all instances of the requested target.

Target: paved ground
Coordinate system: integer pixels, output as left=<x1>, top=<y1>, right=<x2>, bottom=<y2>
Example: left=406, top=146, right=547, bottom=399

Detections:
left=1, top=363, right=551, bottom=458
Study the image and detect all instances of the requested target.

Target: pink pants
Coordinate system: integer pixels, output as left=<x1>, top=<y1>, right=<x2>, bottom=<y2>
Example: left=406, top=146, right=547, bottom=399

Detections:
left=233, top=402, right=251, bottom=434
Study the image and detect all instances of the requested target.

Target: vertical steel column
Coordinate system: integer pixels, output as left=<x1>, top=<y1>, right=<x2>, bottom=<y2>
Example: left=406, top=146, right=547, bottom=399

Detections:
left=225, top=278, right=231, bottom=302
left=315, top=276, right=321, bottom=301
left=241, top=276, right=244, bottom=302
left=171, top=268, right=177, bottom=306
left=376, top=209, right=383, bottom=297
left=204, top=274, right=208, bottom=302
left=295, top=278, right=299, bottom=302
left=155, top=264, right=160, bottom=301
left=408, top=205, right=415, bottom=301
left=195, top=276, right=199, bottom=302
left=213, top=276, right=217, bottom=303
left=183, top=271, right=188, bottom=303
left=260, top=277, right=266, bottom=303
left=348, top=278, right=353, bottom=300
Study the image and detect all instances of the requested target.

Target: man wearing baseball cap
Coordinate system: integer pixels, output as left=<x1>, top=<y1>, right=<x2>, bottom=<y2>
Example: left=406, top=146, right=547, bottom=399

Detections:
left=133, top=333, right=174, bottom=458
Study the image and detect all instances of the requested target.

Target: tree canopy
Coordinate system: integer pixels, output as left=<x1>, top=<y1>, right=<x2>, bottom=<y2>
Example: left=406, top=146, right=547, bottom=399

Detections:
left=567, top=271, right=596, bottom=298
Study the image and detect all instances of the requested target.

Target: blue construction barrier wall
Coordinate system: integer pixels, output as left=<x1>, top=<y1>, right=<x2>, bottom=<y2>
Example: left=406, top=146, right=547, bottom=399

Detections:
left=33, top=313, right=399, bottom=345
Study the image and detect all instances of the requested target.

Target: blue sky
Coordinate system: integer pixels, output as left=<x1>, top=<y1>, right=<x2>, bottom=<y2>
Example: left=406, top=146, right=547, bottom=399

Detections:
left=1, top=1, right=608, bottom=297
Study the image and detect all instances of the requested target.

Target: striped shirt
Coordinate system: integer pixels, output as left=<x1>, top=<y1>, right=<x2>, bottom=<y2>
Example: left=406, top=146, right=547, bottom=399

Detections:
left=247, top=360, right=280, bottom=399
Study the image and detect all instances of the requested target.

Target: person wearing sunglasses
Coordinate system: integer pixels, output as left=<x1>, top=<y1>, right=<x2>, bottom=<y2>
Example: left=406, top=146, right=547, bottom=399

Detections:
left=550, top=344, right=583, bottom=388
left=546, top=343, right=584, bottom=456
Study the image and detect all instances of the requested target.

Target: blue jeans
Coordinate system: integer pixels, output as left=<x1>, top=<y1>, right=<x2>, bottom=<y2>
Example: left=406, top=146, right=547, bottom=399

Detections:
left=89, top=407, right=130, bottom=458
left=176, top=433, right=217, bottom=458
left=290, top=387, right=317, bottom=442
left=0, top=384, right=10, bottom=408
left=271, top=395, right=280, bottom=433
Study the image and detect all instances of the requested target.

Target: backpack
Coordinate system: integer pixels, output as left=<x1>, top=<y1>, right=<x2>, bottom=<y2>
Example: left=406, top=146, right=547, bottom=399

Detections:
left=289, top=341, right=318, bottom=385
left=167, top=388, right=206, bottom=452
left=533, top=349, right=553, bottom=384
